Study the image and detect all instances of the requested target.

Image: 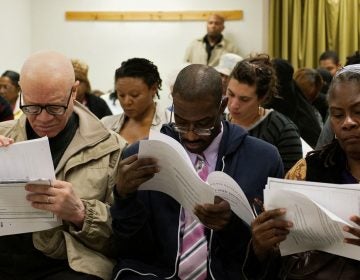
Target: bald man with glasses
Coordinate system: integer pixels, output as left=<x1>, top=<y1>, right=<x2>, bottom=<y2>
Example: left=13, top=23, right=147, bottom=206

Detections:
left=111, top=64, right=284, bottom=280
left=0, top=51, right=126, bottom=280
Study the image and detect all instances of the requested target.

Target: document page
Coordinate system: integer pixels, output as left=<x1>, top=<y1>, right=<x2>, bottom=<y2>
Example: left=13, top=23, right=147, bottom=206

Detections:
left=0, top=137, right=55, bottom=182
left=265, top=178, right=360, bottom=260
left=208, top=171, right=254, bottom=225
left=138, top=131, right=215, bottom=213
left=0, top=137, right=61, bottom=236
left=138, top=130, right=256, bottom=224
left=266, top=178, right=360, bottom=225
left=0, top=180, right=55, bottom=220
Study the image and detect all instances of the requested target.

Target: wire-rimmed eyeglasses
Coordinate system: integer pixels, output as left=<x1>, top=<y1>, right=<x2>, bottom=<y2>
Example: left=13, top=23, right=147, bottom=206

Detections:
left=20, top=88, right=73, bottom=115
left=169, top=98, right=224, bottom=136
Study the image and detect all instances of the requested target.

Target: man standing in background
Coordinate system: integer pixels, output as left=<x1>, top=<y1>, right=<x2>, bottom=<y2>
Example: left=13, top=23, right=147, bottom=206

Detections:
left=184, top=14, right=241, bottom=66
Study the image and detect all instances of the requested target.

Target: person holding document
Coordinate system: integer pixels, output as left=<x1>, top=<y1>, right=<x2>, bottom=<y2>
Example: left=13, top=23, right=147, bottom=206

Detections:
left=250, top=64, right=360, bottom=279
left=0, top=51, right=126, bottom=280
left=111, top=64, right=284, bottom=279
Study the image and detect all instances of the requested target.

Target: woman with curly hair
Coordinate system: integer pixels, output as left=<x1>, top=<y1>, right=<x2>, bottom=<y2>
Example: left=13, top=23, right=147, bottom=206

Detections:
left=102, top=58, right=169, bottom=144
left=225, top=54, right=302, bottom=173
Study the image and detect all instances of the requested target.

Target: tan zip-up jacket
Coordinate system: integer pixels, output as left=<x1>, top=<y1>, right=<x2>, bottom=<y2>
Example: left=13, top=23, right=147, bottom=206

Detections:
left=184, top=36, right=241, bottom=67
left=0, top=103, right=127, bottom=280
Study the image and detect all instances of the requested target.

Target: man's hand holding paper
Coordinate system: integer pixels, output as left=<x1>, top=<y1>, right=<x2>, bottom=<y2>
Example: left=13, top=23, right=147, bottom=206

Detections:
left=251, top=208, right=292, bottom=261
left=115, top=154, right=160, bottom=198
left=0, top=135, right=13, bottom=146
left=194, top=197, right=232, bottom=231
left=0, top=136, right=61, bottom=235
left=344, top=215, right=360, bottom=246
left=26, top=179, right=85, bottom=229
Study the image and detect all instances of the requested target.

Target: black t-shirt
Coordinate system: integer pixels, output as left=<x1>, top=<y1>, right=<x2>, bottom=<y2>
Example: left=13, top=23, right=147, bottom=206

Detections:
left=204, top=35, right=223, bottom=63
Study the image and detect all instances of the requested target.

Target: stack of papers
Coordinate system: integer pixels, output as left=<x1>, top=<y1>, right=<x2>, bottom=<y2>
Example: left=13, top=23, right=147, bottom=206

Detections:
left=0, top=137, right=61, bottom=236
left=265, top=177, right=360, bottom=260
left=138, top=130, right=255, bottom=225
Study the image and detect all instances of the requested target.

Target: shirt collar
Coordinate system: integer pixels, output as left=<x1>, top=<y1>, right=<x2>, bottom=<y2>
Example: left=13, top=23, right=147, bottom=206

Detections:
left=186, top=122, right=223, bottom=166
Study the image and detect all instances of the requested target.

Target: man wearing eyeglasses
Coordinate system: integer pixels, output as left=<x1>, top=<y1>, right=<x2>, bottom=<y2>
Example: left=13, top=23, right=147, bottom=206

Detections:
left=111, top=64, right=284, bottom=280
left=0, top=51, right=126, bottom=280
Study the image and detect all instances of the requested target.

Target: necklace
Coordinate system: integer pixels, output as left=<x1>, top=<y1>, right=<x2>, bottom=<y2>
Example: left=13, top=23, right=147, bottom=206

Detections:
left=229, top=106, right=265, bottom=127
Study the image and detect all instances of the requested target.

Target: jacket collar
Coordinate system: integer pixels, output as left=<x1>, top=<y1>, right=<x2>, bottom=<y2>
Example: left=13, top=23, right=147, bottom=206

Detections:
left=55, top=102, right=117, bottom=173
left=104, top=102, right=166, bottom=133
left=203, top=34, right=223, bottom=46
left=218, top=120, right=248, bottom=156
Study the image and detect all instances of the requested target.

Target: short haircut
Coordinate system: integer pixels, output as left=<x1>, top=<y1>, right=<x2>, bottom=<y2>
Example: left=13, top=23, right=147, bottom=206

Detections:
left=328, top=65, right=360, bottom=101
left=115, top=58, right=162, bottom=93
left=208, top=14, right=225, bottom=24
left=172, top=64, right=222, bottom=106
left=319, top=51, right=340, bottom=64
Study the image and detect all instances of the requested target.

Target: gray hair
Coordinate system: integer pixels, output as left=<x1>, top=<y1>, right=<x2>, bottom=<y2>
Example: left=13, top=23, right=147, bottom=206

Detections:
left=334, top=64, right=360, bottom=77
left=328, top=64, right=360, bottom=100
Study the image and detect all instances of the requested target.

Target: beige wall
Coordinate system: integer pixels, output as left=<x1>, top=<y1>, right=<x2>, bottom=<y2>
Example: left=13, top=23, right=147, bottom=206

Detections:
left=2, top=0, right=268, bottom=108
left=0, top=0, right=31, bottom=75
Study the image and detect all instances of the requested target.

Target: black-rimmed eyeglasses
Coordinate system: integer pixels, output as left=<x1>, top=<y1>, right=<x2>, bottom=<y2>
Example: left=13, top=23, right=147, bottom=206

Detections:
left=170, top=98, right=224, bottom=136
left=20, top=88, right=73, bottom=115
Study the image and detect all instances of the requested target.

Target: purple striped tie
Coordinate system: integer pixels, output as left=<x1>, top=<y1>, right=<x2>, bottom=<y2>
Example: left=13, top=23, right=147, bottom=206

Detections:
left=178, top=155, right=208, bottom=280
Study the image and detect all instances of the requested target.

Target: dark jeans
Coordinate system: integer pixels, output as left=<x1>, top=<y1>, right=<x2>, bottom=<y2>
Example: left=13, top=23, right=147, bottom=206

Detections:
left=0, top=269, right=102, bottom=280
left=0, top=233, right=102, bottom=280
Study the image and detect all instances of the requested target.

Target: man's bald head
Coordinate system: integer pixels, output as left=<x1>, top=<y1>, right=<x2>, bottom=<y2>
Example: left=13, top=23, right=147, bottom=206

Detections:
left=20, top=50, right=75, bottom=93
left=19, top=50, right=77, bottom=138
left=208, top=14, right=225, bottom=24
left=172, top=64, right=223, bottom=106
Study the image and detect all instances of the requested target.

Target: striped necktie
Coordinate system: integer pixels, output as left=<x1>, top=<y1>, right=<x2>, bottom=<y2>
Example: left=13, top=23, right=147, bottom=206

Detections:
left=178, top=154, right=208, bottom=280
left=195, top=154, right=209, bottom=181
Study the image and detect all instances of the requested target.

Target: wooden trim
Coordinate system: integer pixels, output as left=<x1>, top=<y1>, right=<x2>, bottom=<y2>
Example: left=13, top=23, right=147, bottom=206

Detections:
left=65, top=10, right=243, bottom=21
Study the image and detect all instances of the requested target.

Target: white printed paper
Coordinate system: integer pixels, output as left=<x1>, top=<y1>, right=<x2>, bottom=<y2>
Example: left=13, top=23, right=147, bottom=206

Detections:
left=0, top=137, right=61, bottom=235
